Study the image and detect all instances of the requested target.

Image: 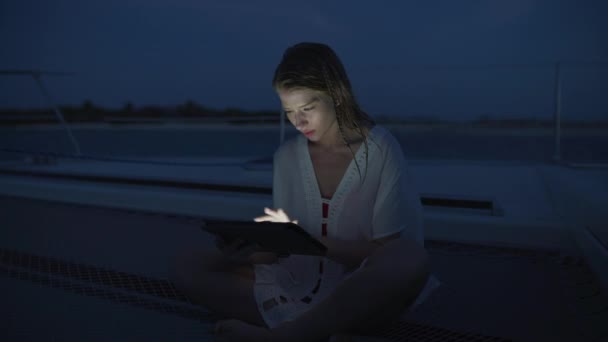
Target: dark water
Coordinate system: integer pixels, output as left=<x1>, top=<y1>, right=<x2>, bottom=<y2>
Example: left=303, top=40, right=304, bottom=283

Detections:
left=1, top=127, right=607, bottom=163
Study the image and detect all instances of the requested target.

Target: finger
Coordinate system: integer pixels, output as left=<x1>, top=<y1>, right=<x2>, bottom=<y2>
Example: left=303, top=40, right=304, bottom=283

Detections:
left=264, top=207, right=279, bottom=216
left=277, top=209, right=291, bottom=222
left=254, top=215, right=274, bottom=222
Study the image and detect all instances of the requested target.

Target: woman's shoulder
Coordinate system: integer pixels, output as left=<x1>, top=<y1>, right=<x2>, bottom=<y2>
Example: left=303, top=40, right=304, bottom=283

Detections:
left=368, top=125, right=402, bottom=156
left=367, top=125, right=410, bottom=178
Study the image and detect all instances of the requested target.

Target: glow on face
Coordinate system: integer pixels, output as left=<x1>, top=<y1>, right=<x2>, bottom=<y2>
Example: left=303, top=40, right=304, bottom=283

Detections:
left=277, top=88, right=336, bottom=141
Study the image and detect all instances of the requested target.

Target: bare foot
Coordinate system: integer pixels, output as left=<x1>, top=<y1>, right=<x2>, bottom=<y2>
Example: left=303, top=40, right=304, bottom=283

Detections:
left=213, top=319, right=277, bottom=342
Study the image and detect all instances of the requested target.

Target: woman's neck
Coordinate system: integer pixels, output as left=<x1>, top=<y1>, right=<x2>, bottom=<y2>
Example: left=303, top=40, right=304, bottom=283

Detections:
left=310, top=121, right=372, bottom=152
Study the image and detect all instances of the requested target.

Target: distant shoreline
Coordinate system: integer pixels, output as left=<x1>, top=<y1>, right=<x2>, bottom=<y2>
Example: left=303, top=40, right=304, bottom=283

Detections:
left=3, top=101, right=606, bottom=131
left=4, top=121, right=608, bottom=136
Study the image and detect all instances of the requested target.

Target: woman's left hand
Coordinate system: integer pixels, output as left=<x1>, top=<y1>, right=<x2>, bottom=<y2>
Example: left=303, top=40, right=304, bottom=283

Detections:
left=254, top=207, right=298, bottom=225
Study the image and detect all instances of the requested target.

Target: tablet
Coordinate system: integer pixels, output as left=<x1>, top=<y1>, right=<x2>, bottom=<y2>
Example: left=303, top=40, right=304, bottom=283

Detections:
left=201, top=220, right=327, bottom=256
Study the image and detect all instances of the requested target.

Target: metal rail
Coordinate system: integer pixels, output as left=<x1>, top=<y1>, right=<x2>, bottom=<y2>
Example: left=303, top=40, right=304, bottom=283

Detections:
left=0, top=70, right=81, bottom=156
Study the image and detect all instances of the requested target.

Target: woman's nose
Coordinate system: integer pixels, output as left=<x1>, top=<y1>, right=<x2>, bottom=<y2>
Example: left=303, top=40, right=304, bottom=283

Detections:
left=294, top=112, right=307, bottom=129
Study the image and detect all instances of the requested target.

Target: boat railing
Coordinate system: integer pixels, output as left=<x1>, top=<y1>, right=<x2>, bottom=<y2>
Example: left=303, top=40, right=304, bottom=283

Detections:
left=0, top=70, right=81, bottom=156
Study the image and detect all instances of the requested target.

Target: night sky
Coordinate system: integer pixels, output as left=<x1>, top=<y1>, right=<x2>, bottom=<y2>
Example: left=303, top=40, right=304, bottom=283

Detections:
left=1, top=0, right=607, bottom=120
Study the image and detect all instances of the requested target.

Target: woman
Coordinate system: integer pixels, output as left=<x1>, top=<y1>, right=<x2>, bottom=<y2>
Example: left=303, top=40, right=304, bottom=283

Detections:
left=172, top=42, right=432, bottom=341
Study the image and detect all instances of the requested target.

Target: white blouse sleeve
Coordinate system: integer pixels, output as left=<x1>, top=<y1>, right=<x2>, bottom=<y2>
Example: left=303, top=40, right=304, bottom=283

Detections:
left=371, top=137, right=424, bottom=245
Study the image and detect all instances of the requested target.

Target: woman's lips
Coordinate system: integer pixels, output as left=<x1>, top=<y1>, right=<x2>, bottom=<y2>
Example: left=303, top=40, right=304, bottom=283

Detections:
left=303, top=130, right=315, bottom=137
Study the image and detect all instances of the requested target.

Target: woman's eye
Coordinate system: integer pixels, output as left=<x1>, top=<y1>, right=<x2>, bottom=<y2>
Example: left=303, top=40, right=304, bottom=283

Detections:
left=303, top=106, right=314, bottom=112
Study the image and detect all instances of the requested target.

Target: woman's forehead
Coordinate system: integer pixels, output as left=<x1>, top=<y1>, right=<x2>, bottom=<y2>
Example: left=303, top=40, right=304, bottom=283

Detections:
left=277, top=88, right=326, bottom=106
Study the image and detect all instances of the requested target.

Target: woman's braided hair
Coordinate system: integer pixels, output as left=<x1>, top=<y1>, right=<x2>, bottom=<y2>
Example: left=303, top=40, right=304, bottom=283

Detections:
left=272, top=42, right=375, bottom=182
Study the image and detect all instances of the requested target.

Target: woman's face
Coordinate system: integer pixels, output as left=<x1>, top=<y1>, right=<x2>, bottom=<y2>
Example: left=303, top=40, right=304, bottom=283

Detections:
left=276, top=87, right=338, bottom=143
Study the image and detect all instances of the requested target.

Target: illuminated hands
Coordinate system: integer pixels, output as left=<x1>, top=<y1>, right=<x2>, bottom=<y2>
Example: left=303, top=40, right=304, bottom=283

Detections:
left=254, top=207, right=298, bottom=225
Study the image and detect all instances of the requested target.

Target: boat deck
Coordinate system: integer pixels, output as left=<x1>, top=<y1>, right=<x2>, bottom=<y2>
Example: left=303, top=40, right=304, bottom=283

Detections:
left=2, top=195, right=607, bottom=341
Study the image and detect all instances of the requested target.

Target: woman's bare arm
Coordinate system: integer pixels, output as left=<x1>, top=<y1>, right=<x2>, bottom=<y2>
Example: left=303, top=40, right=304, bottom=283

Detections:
left=319, top=232, right=401, bottom=271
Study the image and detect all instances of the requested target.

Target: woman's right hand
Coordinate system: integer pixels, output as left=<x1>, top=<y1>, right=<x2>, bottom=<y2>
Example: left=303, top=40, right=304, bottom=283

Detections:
left=254, top=208, right=298, bottom=224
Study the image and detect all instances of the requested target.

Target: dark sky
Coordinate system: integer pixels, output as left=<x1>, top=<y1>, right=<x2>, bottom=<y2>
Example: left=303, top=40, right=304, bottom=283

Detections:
left=1, top=0, right=607, bottom=120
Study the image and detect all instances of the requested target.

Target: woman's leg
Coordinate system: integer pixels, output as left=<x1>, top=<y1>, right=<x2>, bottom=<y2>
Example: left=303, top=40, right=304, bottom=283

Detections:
left=169, top=248, right=266, bottom=327
left=277, top=237, right=430, bottom=341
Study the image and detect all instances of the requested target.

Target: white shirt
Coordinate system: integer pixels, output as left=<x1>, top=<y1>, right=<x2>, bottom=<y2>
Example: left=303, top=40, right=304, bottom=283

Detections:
left=273, top=125, right=423, bottom=243
left=254, top=125, right=433, bottom=327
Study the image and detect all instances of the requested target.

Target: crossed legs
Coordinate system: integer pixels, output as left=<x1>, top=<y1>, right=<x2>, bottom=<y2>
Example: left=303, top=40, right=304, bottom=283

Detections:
left=171, top=238, right=429, bottom=341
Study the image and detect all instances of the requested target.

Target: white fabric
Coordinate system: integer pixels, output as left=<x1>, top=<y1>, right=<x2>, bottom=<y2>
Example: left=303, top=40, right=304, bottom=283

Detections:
left=254, top=125, right=439, bottom=328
